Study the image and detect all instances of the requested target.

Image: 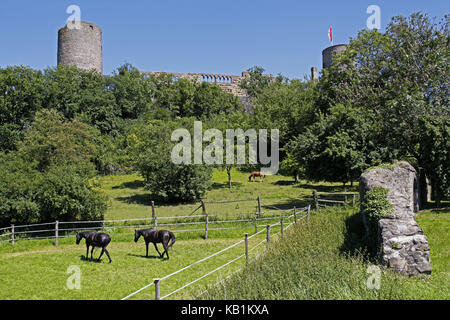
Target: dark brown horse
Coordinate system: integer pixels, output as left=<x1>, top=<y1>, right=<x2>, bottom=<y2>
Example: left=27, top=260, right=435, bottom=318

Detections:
left=134, top=229, right=176, bottom=260
left=249, top=171, right=265, bottom=182
left=76, top=231, right=112, bottom=263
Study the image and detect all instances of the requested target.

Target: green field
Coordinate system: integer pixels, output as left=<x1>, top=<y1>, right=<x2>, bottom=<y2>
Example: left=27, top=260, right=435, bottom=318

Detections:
left=98, top=169, right=355, bottom=220
left=0, top=169, right=448, bottom=300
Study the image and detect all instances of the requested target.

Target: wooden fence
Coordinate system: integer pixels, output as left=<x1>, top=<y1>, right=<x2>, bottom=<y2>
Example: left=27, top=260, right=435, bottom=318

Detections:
left=122, top=205, right=311, bottom=300
left=313, top=191, right=359, bottom=209
left=0, top=196, right=308, bottom=246
left=0, top=191, right=355, bottom=247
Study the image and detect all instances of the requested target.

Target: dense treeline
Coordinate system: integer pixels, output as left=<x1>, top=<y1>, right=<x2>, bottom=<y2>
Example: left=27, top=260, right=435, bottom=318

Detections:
left=0, top=12, right=448, bottom=226
left=0, top=63, right=242, bottom=224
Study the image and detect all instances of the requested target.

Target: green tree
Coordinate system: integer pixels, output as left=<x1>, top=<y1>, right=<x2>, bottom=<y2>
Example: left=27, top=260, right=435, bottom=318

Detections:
left=238, top=66, right=273, bottom=99
left=36, top=164, right=107, bottom=222
left=418, top=115, right=450, bottom=203
left=0, top=110, right=107, bottom=226
left=43, top=65, right=120, bottom=136
left=0, top=66, right=45, bottom=151
left=193, top=82, right=241, bottom=119
left=251, top=77, right=318, bottom=150
left=148, top=73, right=241, bottom=119
left=318, top=12, right=449, bottom=200
left=129, top=119, right=212, bottom=202
left=17, top=109, right=98, bottom=172
left=0, top=153, right=40, bottom=225
left=289, top=104, right=389, bottom=186
left=109, top=63, right=155, bottom=119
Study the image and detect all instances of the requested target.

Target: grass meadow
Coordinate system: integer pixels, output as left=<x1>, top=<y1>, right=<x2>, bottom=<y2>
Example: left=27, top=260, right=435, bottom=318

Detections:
left=0, top=169, right=448, bottom=300
left=201, top=207, right=449, bottom=300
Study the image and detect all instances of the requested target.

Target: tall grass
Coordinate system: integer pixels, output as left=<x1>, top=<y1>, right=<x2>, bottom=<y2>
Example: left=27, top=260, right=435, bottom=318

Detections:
left=200, top=207, right=449, bottom=300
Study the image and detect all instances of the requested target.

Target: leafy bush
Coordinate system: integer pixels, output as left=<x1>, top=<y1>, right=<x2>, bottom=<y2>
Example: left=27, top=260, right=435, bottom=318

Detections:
left=36, top=164, right=107, bottom=222
left=0, top=154, right=40, bottom=225
left=361, top=187, right=394, bottom=244
left=0, top=110, right=107, bottom=226
left=0, top=158, right=106, bottom=226
left=145, top=163, right=212, bottom=202
left=129, top=119, right=212, bottom=202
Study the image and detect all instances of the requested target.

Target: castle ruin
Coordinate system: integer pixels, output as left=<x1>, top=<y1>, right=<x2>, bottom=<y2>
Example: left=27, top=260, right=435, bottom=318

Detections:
left=57, top=20, right=345, bottom=108
left=57, top=21, right=103, bottom=73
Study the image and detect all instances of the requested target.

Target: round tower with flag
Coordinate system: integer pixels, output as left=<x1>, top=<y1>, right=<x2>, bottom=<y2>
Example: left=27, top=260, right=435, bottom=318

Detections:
left=322, top=26, right=347, bottom=69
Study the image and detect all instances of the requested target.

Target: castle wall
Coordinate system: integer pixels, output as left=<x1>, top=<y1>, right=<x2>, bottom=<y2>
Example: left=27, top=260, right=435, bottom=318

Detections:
left=142, top=71, right=249, bottom=97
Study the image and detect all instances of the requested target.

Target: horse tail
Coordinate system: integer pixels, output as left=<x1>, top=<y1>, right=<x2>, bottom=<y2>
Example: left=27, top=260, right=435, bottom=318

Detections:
left=167, top=231, right=176, bottom=249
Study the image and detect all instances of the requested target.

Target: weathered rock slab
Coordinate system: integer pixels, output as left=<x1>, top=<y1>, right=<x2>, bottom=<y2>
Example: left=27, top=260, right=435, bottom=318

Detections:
left=360, top=161, right=432, bottom=275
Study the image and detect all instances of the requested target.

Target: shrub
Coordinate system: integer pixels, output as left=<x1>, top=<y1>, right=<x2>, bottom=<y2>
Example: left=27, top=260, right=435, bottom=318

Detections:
left=129, top=119, right=213, bottom=202
left=0, top=156, right=107, bottom=226
left=361, top=187, right=394, bottom=245
left=0, top=110, right=108, bottom=226
left=144, top=163, right=212, bottom=202
left=36, top=164, right=107, bottom=222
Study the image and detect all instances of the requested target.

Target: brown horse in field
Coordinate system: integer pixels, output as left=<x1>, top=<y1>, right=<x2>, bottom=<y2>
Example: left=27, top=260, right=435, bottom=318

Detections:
left=249, top=171, right=265, bottom=182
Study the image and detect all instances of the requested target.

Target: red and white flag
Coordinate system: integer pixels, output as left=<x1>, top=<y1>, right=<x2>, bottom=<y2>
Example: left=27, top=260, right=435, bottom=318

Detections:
left=328, top=27, right=333, bottom=44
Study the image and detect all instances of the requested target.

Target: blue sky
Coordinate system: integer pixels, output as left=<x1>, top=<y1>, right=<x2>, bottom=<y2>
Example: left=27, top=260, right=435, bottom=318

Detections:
left=0, top=0, right=448, bottom=79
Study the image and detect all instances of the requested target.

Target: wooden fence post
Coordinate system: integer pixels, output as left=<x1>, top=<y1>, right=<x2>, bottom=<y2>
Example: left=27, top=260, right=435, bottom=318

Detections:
left=257, top=196, right=262, bottom=217
left=151, top=201, right=155, bottom=218
left=201, top=200, right=208, bottom=240
left=313, top=191, right=319, bottom=209
left=254, top=214, right=258, bottom=233
left=204, top=214, right=209, bottom=240
left=266, top=225, right=270, bottom=250
left=102, top=220, right=105, bottom=232
left=307, top=205, right=311, bottom=223
left=154, top=216, right=158, bottom=230
left=352, top=194, right=356, bottom=206
left=293, top=206, right=297, bottom=224
left=244, top=233, right=248, bottom=264
left=280, top=218, right=284, bottom=237
left=201, top=200, right=207, bottom=215
left=55, top=221, right=59, bottom=246
left=154, top=279, right=160, bottom=300
left=11, top=224, right=14, bottom=247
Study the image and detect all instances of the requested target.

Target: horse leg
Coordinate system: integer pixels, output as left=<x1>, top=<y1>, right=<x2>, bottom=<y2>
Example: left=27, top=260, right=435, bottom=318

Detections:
left=145, top=242, right=149, bottom=257
left=104, top=248, right=112, bottom=263
left=86, top=245, right=89, bottom=260
left=153, top=243, right=162, bottom=257
left=98, top=248, right=104, bottom=261
left=90, top=246, right=95, bottom=261
left=161, top=243, right=169, bottom=260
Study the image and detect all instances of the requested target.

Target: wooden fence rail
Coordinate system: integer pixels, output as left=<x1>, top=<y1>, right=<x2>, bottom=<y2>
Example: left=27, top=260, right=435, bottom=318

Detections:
left=313, top=191, right=359, bottom=209
left=123, top=208, right=310, bottom=300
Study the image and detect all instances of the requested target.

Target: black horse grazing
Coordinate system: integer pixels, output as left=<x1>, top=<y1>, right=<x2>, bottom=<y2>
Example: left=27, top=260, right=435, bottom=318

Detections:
left=134, top=229, right=176, bottom=260
left=76, top=231, right=112, bottom=263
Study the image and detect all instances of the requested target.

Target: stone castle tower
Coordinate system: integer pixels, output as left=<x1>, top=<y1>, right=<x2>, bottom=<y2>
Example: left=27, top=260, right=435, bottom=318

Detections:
left=322, top=44, right=348, bottom=69
left=57, top=21, right=103, bottom=73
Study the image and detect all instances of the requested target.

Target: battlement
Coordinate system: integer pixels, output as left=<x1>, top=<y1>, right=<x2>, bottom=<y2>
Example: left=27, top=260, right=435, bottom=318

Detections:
left=141, top=71, right=252, bottom=98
